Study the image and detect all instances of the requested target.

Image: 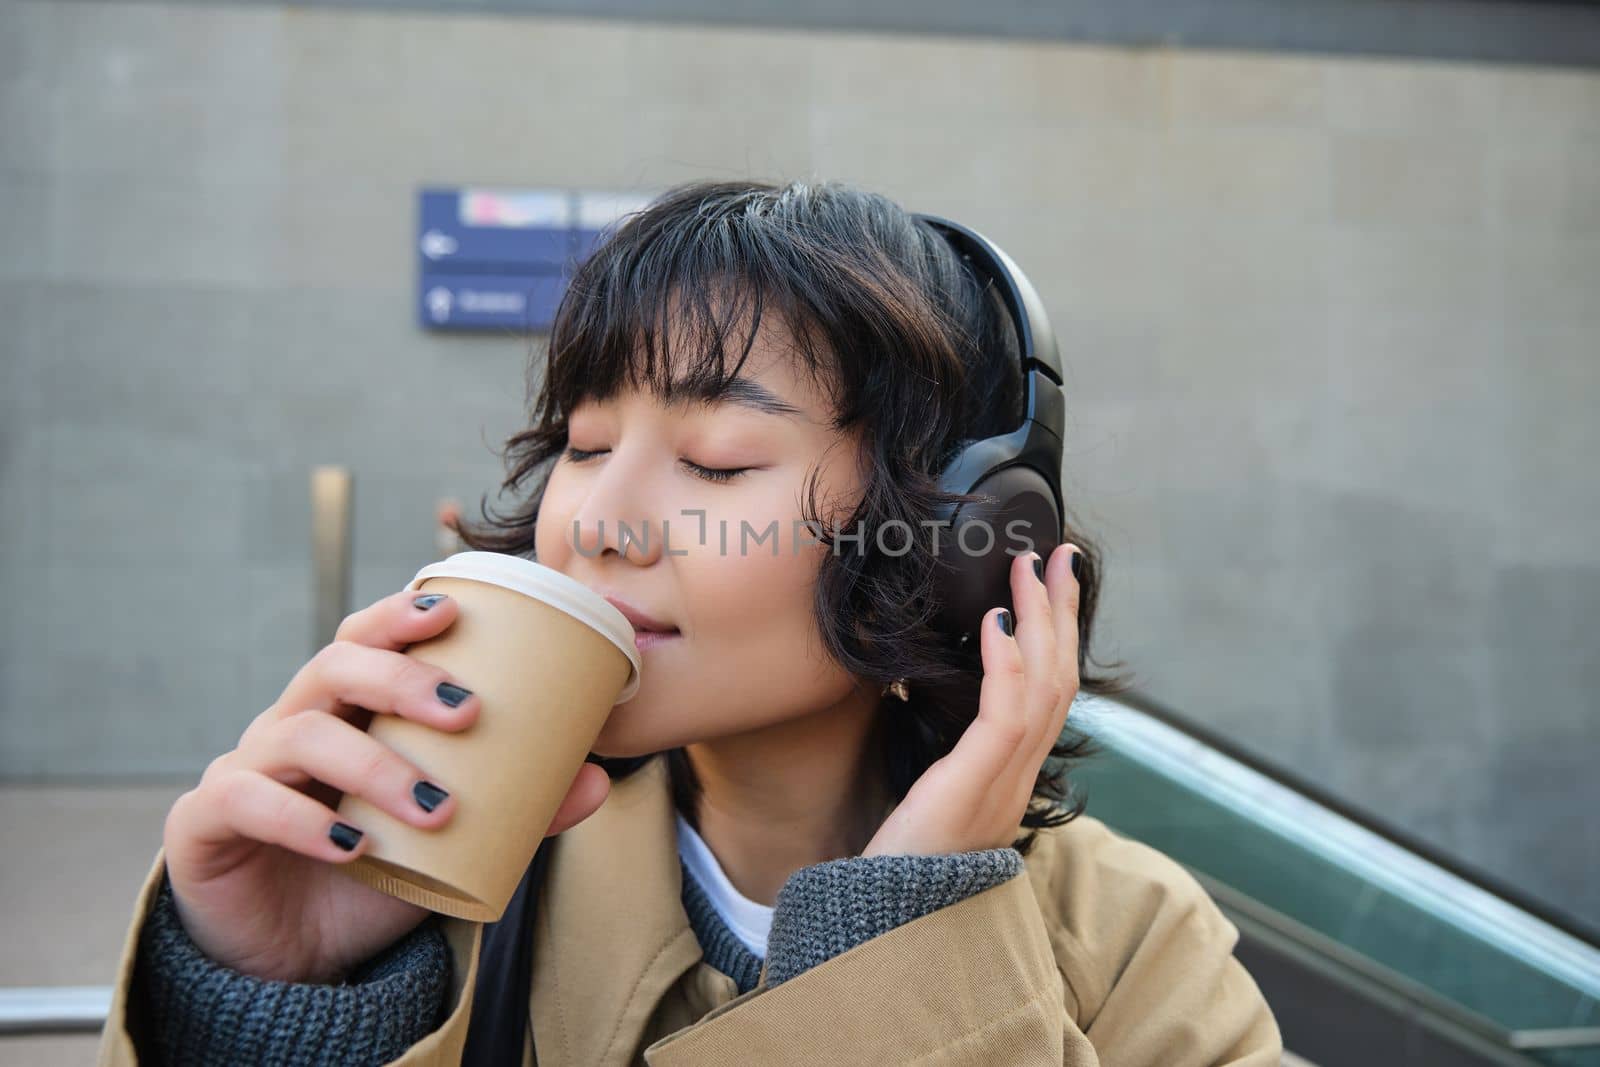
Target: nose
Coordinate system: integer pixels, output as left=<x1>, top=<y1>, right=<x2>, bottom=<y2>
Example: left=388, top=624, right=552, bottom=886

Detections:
left=566, top=453, right=667, bottom=566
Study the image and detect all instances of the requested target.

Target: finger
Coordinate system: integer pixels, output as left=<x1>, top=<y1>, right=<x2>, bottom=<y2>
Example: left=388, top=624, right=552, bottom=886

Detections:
left=270, top=640, right=481, bottom=733
left=945, top=606, right=1029, bottom=786
left=335, top=586, right=463, bottom=651
left=1005, top=549, right=1062, bottom=758
left=1005, top=542, right=1081, bottom=784
left=1041, top=542, right=1083, bottom=756
left=254, top=710, right=457, bottom=831
left=544, top=762, right=611, bottom=837
left=175, top=767, right=370, bottom=865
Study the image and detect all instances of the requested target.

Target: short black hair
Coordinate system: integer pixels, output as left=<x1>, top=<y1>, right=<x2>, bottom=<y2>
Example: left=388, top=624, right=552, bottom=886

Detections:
left=456, top=178, right=1135, bottom=855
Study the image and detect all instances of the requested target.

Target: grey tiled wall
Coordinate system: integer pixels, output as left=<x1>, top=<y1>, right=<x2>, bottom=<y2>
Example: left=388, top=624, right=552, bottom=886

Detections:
left=1, top=0, right=1595, bottom=923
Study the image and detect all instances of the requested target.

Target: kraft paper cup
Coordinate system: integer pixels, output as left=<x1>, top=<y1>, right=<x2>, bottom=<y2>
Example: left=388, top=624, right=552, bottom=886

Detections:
left=334, top=551, right=641, bottom=921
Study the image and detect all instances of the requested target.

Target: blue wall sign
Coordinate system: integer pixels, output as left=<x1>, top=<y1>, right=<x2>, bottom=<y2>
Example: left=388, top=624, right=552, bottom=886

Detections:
left=417, top=186, right=654, bottom=332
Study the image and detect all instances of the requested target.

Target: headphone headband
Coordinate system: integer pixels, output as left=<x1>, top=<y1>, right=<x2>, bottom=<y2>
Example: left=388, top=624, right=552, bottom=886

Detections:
left=911, top=213, right=1068, bottom=648
left=913, top=214, right=1066, bottom=393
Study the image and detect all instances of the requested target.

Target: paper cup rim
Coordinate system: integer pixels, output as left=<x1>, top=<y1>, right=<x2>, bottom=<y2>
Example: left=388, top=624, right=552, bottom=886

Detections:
left=405, top=551, right=641, bottom=702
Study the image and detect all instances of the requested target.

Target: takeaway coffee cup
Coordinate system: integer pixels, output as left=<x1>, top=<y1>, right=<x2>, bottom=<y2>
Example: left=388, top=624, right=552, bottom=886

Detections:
left=334, top=551, right=641, bottom=922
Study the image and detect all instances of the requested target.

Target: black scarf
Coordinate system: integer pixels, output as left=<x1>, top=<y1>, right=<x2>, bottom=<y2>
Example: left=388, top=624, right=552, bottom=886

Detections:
left=460, top=836, right=553, bottom=1065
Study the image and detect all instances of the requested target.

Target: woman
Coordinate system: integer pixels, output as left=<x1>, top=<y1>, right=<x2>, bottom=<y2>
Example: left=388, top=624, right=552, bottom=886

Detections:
left=96, top=179, right=1283, bottom=1066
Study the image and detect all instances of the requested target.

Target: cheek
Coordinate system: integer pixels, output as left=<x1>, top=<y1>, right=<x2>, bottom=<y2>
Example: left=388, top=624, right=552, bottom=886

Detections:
left=684, top=479, right=826, bottom=637
left=532, top=477, right=580, bottom=566
left=596, top=554, right=839, bottom=755
left=685, top=537, right=820, bottom=645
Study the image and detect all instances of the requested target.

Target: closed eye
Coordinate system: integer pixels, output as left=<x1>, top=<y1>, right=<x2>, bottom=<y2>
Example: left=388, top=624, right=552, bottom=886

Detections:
left=561, top=446, right=753, bottom=485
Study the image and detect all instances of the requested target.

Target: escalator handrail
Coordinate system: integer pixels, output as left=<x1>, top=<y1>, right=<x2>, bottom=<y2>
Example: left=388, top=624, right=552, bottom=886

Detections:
left=1200, top=871, right=1600, bottom=1055
left=1077, top=695, right=1600, bottom=1003
left=1101, top=688, right=1600, bottom=950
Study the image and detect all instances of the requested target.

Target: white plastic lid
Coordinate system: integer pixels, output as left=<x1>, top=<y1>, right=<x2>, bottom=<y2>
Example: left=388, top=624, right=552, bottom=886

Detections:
left=404, top=551, right=642, bottom=703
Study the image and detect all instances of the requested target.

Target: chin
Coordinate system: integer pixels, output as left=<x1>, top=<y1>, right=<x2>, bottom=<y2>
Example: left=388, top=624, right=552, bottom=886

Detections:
left=589, top=706, right=671, bottom=760
left=588, top=736, right=647, bottom=760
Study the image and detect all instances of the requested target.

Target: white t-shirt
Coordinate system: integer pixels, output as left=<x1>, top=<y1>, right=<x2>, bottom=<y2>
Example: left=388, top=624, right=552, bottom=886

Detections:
left=674, top=810, right=775, bottom=958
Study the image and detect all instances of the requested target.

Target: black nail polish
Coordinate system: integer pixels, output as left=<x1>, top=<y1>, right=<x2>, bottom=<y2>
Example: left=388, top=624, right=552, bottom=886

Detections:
left=997, top=609, right=1014, bottom=636
left=1032, top=554, right=1045, bottom=582
left=329, top=822, right=363, bottom=851
left=436, top=682, right=472, bottom=707
left=414, top=594, right=446, bottom=611
left=1070, top=551, right=1082, bottom=580
left=413, top=780, right=449, bottom=813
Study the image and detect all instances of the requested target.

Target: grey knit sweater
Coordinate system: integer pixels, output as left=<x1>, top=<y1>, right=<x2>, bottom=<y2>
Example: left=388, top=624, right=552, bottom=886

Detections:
left=132, top=846, right=1023, bottom=1065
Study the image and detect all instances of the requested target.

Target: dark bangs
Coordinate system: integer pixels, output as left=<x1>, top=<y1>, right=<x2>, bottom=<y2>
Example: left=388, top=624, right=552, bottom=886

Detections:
left=455, top=178, right=1135, bottom=856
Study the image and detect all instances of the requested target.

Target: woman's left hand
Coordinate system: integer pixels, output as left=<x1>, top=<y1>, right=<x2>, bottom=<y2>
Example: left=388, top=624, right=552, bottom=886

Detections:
left=862, top=542, right=1082, bottom=858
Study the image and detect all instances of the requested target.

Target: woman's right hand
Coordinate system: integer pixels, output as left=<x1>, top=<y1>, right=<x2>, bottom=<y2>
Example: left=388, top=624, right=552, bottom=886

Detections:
left=159, top=589, right=614, bottom=984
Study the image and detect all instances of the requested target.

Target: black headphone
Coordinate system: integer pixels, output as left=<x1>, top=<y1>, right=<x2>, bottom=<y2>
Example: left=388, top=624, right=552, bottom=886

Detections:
left=913, top=213, right=1067, bottom=649
left=463, top=212, right=1067, bottom=1066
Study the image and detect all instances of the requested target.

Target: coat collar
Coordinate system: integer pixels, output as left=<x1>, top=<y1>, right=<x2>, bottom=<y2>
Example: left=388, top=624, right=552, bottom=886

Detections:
left=528, top=752, right=709, bottom=1067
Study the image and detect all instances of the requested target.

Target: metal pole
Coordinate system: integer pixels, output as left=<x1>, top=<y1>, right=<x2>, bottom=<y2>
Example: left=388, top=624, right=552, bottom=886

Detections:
left=311, top=466, right=353, bottom=655
left=0, top=987, right=111, bottom=1035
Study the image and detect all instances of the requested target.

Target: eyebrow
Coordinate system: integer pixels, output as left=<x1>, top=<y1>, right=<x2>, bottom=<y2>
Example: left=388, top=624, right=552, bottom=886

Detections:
left=671, top=377, right=807, bottom=422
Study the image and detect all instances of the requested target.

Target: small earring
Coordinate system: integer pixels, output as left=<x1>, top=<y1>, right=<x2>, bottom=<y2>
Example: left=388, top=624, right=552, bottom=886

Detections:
left=881, top=678, right=910, bottom=702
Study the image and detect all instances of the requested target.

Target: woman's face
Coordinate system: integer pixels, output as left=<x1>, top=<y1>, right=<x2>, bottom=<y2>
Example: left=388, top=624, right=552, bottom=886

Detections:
left=534, top=317, right=871, bottom=758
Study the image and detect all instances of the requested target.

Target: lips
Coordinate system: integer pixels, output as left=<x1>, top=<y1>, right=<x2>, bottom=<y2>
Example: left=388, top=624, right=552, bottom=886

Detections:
left=602, top=595, right=680, bottom=635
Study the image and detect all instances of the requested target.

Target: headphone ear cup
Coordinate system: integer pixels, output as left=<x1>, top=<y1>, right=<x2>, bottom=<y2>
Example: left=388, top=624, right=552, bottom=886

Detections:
left=930, top=464, right=1062, bottom=645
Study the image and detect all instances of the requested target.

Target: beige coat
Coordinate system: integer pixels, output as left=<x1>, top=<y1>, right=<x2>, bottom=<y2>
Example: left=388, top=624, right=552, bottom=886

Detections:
left=97, top=751, right=1283, bottom=1065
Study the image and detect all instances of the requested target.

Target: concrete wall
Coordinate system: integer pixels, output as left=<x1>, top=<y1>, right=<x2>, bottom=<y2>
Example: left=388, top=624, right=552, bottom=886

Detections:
left=1, top=0, right=1595, bottom=923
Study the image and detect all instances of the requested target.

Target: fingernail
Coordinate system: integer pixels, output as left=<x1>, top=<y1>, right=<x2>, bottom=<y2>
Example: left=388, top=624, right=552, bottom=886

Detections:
left=1069, top=551, right=1082, bottom=580
left=414, top=594, right=447, bottom=611
left=329, top=822, right=363, bottom=851
left=1031, top=554, right=1045, bottom=583
left=436, top=681, right=472, bottom=707
left=997, top=609, right=1014, bottom=637
left=413, top=780, right=449, bottom=813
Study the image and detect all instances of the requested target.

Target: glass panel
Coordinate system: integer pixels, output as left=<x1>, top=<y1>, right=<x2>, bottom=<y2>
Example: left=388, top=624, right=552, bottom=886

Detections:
left=1071, top=699, right=1600, bottom=1065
